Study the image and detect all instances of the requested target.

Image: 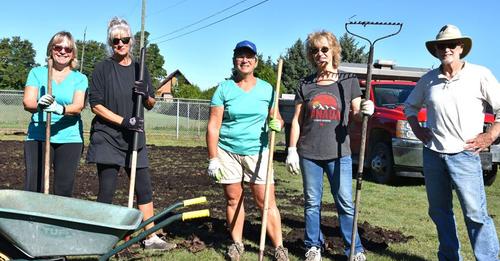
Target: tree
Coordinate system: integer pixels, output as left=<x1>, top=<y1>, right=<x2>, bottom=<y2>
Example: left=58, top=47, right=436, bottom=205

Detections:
left=172, top=83, right=202, bottom=99
left=200, top=86, right=217, bottom=100
left=281, top=39, right=313, bottom=94
left=0, top=37, right=37, bottom=90
left=76, top=40, right=107, bottom=80
left=254, top=55, right=277, bottom=89
left=340, top=32, right=368, bottom=63
left=132, top=31, right=167, bottom=88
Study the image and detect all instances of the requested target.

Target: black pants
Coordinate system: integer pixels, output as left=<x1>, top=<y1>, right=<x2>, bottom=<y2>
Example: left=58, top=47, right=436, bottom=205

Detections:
left=24, top=140, right=83, bottom=197
left=96, top=164, right=153, bottom=205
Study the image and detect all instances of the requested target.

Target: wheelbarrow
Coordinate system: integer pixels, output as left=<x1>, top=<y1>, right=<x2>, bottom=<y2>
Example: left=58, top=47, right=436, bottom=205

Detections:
left=0, top=189, right=210, bottom=261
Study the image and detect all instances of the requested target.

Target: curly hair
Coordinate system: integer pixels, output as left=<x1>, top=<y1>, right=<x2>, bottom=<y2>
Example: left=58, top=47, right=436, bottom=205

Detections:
left=305, top=30, right=341, bottom=69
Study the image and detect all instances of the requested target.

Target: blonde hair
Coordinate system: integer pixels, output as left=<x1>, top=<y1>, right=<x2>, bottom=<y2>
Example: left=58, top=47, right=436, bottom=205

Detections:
left=107, top=17, right=134, bottom=56
left=46, top=31, right=79, bottom=69
left=305, top=30, right=341, bottom=69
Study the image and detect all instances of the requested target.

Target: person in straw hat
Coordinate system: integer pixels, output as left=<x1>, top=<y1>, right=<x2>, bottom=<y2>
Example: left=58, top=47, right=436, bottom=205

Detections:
left=404, top=24, right=500, bottom=260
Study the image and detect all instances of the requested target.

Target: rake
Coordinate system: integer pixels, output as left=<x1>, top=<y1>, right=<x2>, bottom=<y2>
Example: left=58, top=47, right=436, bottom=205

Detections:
left=345, top=20, right=402, bottom=261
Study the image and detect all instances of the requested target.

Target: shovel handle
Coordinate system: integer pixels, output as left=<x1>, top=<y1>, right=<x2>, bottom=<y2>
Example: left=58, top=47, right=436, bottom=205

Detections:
left=44, top=58, right=53, bottom=195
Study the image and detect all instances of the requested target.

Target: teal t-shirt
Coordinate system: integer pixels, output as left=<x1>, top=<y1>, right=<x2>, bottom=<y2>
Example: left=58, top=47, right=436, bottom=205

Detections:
left=25, top=66, right=88, bottom=143
left=211, top=78, right=275, bottom=155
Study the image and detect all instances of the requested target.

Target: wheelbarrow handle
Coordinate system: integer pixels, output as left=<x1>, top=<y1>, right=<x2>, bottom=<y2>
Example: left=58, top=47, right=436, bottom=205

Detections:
left=99, top=209, right=210, bottom=261
left=182, top=209, right=210, bottom=221
left=136, top=197, right=208, bottom=231
left=183, top=196, right=207, bottom=207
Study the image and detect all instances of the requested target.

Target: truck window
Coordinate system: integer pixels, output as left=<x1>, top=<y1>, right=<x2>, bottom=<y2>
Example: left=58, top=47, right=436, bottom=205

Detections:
left=373, top=84, right=414, bottom=107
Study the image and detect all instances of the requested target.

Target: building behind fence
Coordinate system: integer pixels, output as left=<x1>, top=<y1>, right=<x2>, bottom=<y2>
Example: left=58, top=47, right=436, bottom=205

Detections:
left=0, top=90, right=211, bottom=139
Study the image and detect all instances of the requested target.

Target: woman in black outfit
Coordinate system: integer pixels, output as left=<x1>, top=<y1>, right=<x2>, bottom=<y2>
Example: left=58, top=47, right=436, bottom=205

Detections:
left=87, top=17, right=175, bottom=250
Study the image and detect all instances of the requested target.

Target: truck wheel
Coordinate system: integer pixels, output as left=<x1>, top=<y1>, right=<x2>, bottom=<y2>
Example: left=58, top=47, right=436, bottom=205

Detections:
left=483, top=164, right=497, bottom=186
left=369, top=142, right=395, bottom=184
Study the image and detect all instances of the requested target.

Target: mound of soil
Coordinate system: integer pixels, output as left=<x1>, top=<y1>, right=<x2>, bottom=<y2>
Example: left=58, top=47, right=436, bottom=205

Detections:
left=0, top=140, right=412, bottom=258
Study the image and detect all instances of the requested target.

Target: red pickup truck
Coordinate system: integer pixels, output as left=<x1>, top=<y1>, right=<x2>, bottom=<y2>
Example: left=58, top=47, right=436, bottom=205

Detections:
left=348, top=80, right=499, bottom=185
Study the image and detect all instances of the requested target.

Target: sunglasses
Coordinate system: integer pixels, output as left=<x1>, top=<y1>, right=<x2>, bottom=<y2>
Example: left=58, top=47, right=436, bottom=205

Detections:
left=436, top=42, right=461, bottom=50
left=53, top=45, right=73, bottom=53
left=112, top=37, right=131, bottom=45
left=311, top=46, right=329, bottom=55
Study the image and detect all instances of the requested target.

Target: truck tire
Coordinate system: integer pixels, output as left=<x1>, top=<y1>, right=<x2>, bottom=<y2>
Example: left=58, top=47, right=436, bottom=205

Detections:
left=369, top=142, right=395, bottom=184
left=483, top=164, right=497, bottom=186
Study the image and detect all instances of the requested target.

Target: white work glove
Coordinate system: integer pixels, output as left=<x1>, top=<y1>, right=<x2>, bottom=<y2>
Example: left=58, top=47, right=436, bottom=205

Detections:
left=38, top=94, right=64, bottom=115
left=207, top=158, right=224, bottom=182
left=37, top=94, right=54, bottom=108
left=285, top=147, right=301, bottom=175
left=360, top=99, right=374, bottom=116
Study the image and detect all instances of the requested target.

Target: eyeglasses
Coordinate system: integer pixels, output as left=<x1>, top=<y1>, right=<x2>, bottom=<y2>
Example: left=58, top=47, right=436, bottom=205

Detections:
left=235, top=54, right=256, bottom=61
left=53, top=45, right=73, bottom=53
left=112, top=37, right=131, bottom=45
left=436, top=42, right=461, bottom=50
left=311, top=46, right=329, bottom=55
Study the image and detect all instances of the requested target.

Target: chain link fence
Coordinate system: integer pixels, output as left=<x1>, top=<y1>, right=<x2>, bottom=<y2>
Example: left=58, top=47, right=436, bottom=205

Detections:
left=0, top=90, right=210, bottom=139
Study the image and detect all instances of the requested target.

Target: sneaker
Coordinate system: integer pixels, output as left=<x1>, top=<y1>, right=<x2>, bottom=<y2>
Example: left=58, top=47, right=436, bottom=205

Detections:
left=353, top=252, right=367, bottom=261
left=274, top=245, right=289, bottom=261
left=305, top=246, right=321, bottom=261
left=142, top=234, right=177, bottom=250
left=226, top=241, right=244, bottom=261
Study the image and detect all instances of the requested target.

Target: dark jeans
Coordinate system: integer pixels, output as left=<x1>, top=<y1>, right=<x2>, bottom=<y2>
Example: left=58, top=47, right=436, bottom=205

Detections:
left=24, top=140, right=83, bottom=197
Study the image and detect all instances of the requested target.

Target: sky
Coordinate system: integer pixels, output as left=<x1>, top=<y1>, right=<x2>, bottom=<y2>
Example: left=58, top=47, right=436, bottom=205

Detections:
left=1, top=0, right=499, bottom=90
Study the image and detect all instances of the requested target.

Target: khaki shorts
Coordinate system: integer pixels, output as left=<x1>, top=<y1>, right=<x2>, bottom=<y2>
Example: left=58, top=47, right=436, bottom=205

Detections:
left=216, top=147, right=274, bottom=185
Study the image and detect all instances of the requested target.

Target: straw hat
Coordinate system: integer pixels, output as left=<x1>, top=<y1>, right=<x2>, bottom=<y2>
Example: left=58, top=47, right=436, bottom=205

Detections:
left=425, top=24, right=472, bottom=58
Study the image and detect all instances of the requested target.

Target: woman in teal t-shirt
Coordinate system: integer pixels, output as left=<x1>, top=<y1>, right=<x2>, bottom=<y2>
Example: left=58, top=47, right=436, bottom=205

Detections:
left=206, top=40, right=288, bottom=261
left=22, top=31, right=88, bottom=197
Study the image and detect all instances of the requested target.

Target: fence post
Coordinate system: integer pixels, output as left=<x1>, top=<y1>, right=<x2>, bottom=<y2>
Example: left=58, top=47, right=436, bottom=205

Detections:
left=198, top=103, right=201, bottom=137
left=176, top=99, right=180, bottom=139
left=187, top=103, right=190, bottom=134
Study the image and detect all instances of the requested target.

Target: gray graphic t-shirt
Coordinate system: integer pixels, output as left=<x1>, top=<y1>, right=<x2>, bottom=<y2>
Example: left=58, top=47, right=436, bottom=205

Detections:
left=295, top=73, right=362, bottom=160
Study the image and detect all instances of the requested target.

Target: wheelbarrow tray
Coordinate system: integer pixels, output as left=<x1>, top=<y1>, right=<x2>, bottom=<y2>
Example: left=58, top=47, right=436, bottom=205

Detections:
left=0, top=190, right=143, bottom=258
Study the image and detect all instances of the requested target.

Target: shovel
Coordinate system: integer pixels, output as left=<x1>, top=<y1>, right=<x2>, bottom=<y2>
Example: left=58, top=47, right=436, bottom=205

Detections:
left=258, top=58, right=283, bottom=261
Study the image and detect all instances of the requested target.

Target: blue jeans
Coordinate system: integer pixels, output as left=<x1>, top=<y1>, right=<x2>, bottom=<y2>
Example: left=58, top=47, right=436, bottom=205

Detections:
left=423, top=148, right=499, bottom=261
left=300, top=156, right=364, bottom=256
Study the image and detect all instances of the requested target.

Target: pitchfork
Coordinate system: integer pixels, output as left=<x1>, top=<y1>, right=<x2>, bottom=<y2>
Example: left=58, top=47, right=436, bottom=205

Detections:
left=345, top=21, right=402, bottom=261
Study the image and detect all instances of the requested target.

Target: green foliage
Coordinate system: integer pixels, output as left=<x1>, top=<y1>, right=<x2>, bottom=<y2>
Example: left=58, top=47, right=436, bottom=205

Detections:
left=340, top=32, right=368, bottom=63
left=172, top=83, right=202, bottom=99
left=76, top=40, right=107, bottom=80
left=0, top=37, right=37, bottom=90
left=132, top=31, right=167, bottom=88
left=281, top=39, right=313, bottom=94
left=254, top=55, right=277, bottom=87
left=200, top=86, right=217, bottom=100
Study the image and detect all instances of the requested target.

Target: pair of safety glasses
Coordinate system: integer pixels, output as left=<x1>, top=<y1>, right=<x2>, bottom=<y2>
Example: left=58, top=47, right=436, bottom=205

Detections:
left=53, top=45, right=73, bottom=53
left=112, top=37, right=131, bottom=45
left=311, top=46, right=329, bottom=55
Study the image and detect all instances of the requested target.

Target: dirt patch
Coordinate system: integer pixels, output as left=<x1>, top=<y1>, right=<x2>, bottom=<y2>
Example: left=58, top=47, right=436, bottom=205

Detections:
left=0, top=140, right=412, bottom=258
